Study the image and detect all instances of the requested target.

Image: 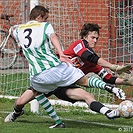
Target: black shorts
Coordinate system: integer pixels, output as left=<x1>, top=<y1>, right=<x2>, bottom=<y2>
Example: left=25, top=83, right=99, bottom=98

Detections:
left=28, top=84, right=79, bottom=103
left=44, top=84, right=79, bottom=103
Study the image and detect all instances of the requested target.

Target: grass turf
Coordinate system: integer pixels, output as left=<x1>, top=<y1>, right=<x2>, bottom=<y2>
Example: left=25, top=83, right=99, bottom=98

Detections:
left=0, top=98, right=133, bottom=133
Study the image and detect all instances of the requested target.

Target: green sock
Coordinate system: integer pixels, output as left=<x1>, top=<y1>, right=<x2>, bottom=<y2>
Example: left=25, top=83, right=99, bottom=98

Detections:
left=88, top=76, right=106, bottom=89
left=35, top=94, right=62, bottom=124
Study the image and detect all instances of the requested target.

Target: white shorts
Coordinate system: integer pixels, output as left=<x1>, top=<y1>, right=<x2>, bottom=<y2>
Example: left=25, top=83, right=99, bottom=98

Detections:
left=30, top=62, right=84, bottom=94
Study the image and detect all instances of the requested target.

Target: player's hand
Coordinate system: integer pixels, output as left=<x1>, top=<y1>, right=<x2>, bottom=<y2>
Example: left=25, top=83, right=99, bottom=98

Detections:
left=111, top=64, right=132, bottom=74
left=118, top=73, right=133, bottom=86
left=59, top=54, right=72, bottom=66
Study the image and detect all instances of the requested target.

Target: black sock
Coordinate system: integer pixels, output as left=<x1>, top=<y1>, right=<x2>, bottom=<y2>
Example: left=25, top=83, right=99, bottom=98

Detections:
left=90, top=101, right=109, bottom=114
left=90, top=101, right=104, bottom=113
left=13, top=105, right=24, bottom=116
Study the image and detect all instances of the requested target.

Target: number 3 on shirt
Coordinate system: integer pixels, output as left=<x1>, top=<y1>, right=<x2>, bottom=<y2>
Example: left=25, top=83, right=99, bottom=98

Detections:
left=24, top=28, right=32, bottom=48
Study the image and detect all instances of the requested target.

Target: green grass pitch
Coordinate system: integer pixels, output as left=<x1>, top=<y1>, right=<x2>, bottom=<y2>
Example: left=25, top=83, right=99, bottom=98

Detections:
left=0, top=98, right=133, bottom=133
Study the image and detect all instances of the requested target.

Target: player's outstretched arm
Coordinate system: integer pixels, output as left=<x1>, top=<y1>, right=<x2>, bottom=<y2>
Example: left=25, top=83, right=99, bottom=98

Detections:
left=97, top=58, right=132, bottom=74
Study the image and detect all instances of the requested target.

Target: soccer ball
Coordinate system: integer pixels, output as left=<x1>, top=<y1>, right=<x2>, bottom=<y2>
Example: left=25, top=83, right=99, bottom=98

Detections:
left=118, top=100, right=133, bottom=118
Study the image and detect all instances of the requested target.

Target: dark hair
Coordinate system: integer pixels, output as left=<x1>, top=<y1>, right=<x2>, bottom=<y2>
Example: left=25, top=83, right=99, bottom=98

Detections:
left=79, top=23, right=101, bottom=39
left=30, top=5, right=49, bottom=20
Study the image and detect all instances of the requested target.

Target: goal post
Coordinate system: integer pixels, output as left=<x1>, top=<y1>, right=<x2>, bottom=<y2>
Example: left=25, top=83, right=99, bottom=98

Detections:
left=30, top=0, right=39, bottom=11
left=0, top=0, right=133, bottom=113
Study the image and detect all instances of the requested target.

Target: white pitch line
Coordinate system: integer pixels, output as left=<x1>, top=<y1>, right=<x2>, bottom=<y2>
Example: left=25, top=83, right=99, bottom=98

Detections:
left=1, top=111, right=132, bottom=128
left=40, top=115, right=133, bottom=128
left=68, top=119, right=132, bottom=128
left=62, top=118, right=133, bottom=128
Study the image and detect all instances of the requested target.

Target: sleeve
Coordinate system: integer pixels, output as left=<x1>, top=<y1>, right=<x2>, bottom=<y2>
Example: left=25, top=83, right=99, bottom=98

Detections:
left=45, top=23, right=55, bottom=37
left=72, top=41, right=100, bottom=64
left=12, top=27, right=19, bottom=41
left=81, top=50, right=100, bottom=64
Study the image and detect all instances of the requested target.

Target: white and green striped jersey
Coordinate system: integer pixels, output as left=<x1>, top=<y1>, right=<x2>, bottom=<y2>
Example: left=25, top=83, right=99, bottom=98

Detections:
left=13, top=21, right=61, bottom=76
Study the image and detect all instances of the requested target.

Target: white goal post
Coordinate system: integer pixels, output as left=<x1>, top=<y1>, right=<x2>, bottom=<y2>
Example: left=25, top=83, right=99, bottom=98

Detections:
left=30, top=0, right=39, bottom=11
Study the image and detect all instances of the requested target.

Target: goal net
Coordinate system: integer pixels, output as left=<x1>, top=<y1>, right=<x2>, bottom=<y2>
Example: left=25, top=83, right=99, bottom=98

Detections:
left=0, top=0, right=133, bottom=112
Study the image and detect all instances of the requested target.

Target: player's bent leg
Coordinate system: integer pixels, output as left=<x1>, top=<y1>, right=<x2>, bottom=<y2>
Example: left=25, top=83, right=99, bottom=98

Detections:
left=35, top=94, right=65, bottom=128
left=51, top=86, right=120, bottom=120
left=66, top=88, right=96, bottom=105
left=4, top=89, right=37, bottom=122
left=66, top=88, right=120, bottom=120
left=77, top=76, right=126, bottom=100
left=16, top=89, right=36, bottom=107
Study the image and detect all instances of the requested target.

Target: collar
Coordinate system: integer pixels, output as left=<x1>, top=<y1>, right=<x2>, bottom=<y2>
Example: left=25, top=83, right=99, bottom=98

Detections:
left=82, top=39, right=89, bottom=47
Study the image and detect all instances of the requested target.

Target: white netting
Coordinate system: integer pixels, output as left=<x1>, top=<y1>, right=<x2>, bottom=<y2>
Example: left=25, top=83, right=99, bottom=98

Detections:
left=104, top=0, right=133, bottom=63
left=0, top=0, right=30, bottom=97
left=105, top=0, right=133, bottom=103
left=0, top=0, right=133, bottom=111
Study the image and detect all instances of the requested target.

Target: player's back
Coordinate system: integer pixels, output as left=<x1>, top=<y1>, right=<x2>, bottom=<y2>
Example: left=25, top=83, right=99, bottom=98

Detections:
left=15, top=21, right=61, bottom=76
left=17, top=21, right=46, bottom=50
